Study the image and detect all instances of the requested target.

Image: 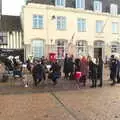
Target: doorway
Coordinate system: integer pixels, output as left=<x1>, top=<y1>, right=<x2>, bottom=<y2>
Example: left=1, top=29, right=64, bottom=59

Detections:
left=94, top=48, right=102, bottom=58
left=94, top=40, right=105, bottom=59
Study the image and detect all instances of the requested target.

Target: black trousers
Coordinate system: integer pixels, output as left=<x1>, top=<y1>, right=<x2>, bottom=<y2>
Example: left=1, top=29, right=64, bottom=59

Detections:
left=98, top=74, right=103, bottom=86
left=33, top=75, right=42, bottom=86
left=64, top=72, right=69, bottom=79
left=117, top=71, right=120, bottom=83
left=91, top=79, right=97, bottom=87
left=111, top=71, right=116, bottom=84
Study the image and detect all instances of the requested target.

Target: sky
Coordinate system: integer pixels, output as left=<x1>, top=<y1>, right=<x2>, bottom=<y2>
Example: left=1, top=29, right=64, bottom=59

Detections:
left=2, top=0, right=25, bottom=16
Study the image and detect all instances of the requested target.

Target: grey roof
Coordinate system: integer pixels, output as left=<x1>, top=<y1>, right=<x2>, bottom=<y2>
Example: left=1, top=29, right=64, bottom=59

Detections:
left=0, top=15, right=22, bottom=32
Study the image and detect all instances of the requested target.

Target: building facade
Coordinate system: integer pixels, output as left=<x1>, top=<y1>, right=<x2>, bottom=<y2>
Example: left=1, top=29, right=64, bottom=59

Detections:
left=0, top=0, right=2, bottom=14
left=22, top=0, right=120, bottom=60
left=0, top=15, right=24, bottom=61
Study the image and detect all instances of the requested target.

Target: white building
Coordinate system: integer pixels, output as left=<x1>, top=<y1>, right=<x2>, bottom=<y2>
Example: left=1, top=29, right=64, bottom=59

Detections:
left=21, top=0, right=120, bottom=60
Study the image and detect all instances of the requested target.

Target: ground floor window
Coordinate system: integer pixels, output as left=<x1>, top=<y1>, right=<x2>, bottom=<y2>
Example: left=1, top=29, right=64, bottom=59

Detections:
left=56, top=40, right=67, bottom=59
left=111, top=42, right=119, bottom=53
left=32, top=40, right=44, bottom=58
left=76, top=40, right=88, bottom=56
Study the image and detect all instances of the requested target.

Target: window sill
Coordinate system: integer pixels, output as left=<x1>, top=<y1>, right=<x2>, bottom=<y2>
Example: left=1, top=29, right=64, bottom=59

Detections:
left=112, top=33, right=119, bottom=34
left=57, top=29, right=66, bottom=31
left=96, top=32, right=104, bottom=33
left=32, top=28, right=44, bottom=30
left=78, top=31, right=86, bottom=32
left=55, top=5, right=65, bottom=8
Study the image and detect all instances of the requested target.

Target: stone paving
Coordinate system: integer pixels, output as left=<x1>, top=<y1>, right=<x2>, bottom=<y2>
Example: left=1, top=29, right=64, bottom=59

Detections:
left=0, top=67, right=120, bottom=120
left=0, top=85, right=120, bottom=120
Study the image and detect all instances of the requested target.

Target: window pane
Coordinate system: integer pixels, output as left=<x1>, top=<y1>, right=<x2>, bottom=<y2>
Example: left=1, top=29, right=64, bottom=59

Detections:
left=94, top=1, right=102, bottom=12
left=56, top=40, right=67, bottom=59
left=78, top=19, right=86, bottom=32
left=112, top=22, right=118, bottom=33
left=56, top=0, right=65, bottom=6
left=32, top=15, right=43, bottom=29
left=76, top=0, right=85, bottom=9
left=110, top=4, right=118, bottom=15
left=57, top=16, right=66, bottom=30
left=76, top=40, right=88, bottom=56
left=32, top=40, right=44, bottom=58
left=96, top=21, right=103, bottom=33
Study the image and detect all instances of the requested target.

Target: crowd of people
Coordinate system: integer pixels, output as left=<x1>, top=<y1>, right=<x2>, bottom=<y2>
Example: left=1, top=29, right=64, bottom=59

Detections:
left=0, top=53, right=120, bottom=88
left=63, top=54, right=103, bottom=87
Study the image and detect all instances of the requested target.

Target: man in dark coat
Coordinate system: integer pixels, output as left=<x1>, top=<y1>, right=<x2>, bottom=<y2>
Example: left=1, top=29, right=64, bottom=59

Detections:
left=32, top=61, right=43, bottom=87
left=110, top=55, right=117, bottom=85
left=116, top=57, right=120, bottom=83
left=49, top=61, right=61, bottom=85
left=67, top=55, right=74, bottom=80
left=97, top=56, right=103, bottom=87
left=90, top=58, right=98, bottom=88
left=63, top=53, right=69, bottom=80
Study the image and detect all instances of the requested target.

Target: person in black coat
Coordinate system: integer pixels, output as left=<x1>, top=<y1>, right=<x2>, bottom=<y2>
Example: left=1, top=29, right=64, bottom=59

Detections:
left=63, top=53, right=69, bottom=80
left=90, top=58, right=98, bottom=88
left=97, top=56, right=103, bottom=87
left=116, top=58, right=120, bottom=83
left=32, top=61, right=43, bottom=87
left=75, top=58, right=81, bottom=72
left=68, top=56, right=74, bottom=80
left=110, top=55, right=117, bottom=85
left=49, top=61, right=61, bottom=85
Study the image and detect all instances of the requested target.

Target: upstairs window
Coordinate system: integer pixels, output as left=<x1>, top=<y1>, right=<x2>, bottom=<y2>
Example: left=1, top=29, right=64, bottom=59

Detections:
left=96, top=20, right=104, bottom=33
left=110, top=4, right=118, bottom=15
left=32, top=15, right=43, bottom=29
left=77, top=18, right=86, bottom=32
left=57, top=16, right=66, bottom=30
left=55, top=0, right=65, bottom=7
left=93, top=0, right=102, bottom=12
left=76, top=0, right=85, bottom=9
left=112, top=22, right=119, bottom=34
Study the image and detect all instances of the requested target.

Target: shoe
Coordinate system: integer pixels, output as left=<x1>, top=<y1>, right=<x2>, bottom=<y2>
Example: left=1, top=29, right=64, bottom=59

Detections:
left=90, top=85, right=94, bottom=88
left=53, top=81, right=57, bottom=85
left=110, top=83, right=115, bottom=86
left=98, top=85, right=102, bottom=87
left=25, top=84, right=28, bottom=87
left=117, top=81, right=120, bottom=84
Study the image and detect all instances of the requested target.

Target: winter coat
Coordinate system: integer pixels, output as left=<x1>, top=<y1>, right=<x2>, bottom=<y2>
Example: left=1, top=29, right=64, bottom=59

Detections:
left=89, top=61, right=98, bottom=80
left=80, top=58, right=89, bottom=76
left=63, top=57, right=69, bottom=73
left=32, top=64, right=43, bottom=80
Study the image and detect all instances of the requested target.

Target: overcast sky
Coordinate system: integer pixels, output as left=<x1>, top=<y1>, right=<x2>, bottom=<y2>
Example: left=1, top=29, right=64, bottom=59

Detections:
left=2, top=0, right=25, bottom=15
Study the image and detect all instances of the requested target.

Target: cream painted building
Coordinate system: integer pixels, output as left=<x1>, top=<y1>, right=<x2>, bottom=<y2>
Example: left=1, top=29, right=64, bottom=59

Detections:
left=21, top=2, right=120, bottom=60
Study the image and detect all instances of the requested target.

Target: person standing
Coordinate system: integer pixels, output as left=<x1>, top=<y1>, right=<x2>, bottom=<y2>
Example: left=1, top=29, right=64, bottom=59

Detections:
left=116, top=56, right=120, bottom=83
left=32, top=61, right=43, bottom=87
left=97, top=56, right=104, bottom=87
left=90, top=58, right=98, bottom=88
left=63, top=53, right=69, bottom=80
left=110, top=55, right=117, bottom=85
left=68, top=55, right=74, bottom=80
left=50, top=61, right=61, bottom=85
